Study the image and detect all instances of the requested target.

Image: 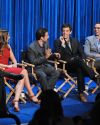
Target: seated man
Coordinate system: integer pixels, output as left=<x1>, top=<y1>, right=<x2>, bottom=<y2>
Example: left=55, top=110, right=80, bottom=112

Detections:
left=27, top=28, right=60, bottom=91
left=54, top=24, right=100, bottom=102
left=84, top=22, right=100, bottom=73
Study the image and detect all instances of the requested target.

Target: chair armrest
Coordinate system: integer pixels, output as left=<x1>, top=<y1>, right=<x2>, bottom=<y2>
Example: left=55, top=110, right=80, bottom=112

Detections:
left=56, top=60, right=67, bottom=71
left=58, top=60, right=67, bottom=64
left=47, top=60, right=60, bottom=65
left=17, top=63, right=27, bottom=67
left=86, top=57, right=95, bottom=62
left=21, top=61, right=35, bottom=68
left=47, top=60, right=60, bottom=70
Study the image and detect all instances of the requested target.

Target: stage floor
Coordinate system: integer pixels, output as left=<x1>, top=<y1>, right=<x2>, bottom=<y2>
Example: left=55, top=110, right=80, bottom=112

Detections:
left=0, top=78, right=99, bottom=125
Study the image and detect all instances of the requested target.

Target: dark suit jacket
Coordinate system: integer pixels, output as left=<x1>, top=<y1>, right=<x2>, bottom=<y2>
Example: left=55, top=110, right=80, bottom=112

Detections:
left=54, top=37, right=85, bottom=62
left=27, top=40, right=50, bottom=67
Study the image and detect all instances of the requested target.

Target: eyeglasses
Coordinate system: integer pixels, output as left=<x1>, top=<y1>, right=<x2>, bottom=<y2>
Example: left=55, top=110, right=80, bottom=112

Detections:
left=94, top=27, right=100, bottom=29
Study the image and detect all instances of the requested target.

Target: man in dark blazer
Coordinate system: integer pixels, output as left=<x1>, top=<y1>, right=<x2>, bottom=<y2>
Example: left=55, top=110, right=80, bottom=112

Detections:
left=27, top=28, right=60, bottom=91
left=54, top=24, right=100, bottom=102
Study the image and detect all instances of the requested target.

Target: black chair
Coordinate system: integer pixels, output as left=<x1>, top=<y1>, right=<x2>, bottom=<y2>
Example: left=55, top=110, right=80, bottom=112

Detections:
left=0, top=77, right=21, bottom=125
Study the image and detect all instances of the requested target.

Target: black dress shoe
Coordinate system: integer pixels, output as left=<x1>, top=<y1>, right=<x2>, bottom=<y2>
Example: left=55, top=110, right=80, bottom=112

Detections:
left=79, top=93, right=88, bottom=102
left=0, top=70, right=24, bottom=81
left=59, top=94, right=64, bottom=101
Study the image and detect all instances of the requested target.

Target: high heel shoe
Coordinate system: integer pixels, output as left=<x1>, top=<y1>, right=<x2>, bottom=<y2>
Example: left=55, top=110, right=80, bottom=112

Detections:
left=12, top=100, right=20, bottom=112
left=29, top=95, right=41, bottom=104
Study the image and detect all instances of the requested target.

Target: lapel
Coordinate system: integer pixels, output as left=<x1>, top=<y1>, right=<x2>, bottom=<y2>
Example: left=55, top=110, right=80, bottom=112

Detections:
left=65, top=44, right=72, bottom=53
left=35, top=41, right=49, bottom=56
left=70, top=38, right=74, bottom=53
left=93, top=36, right=99, bottom=47
left=65, top=38, right=73, bottom=54
left=35, top=41, right=44, bottom=56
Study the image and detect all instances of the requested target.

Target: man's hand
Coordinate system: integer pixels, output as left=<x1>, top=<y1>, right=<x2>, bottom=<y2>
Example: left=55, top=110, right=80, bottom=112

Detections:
left=96, top=54, right=100, bottom=58
left=60, top=36, right=66, bottom=47
left=45, top=48, right=52, bottom=59
left=54, top=53, right=61, bottom=59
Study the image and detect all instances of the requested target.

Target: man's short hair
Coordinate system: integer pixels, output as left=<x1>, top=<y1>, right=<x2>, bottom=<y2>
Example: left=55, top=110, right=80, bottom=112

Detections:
left=95, top=22, right=100, bottom=25
left=61, top=24, right=72, bottom=31
left=36, top=28, right=48, bottom=40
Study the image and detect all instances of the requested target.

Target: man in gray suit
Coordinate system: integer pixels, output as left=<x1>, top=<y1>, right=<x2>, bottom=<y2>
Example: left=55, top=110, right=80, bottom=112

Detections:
left=27, top=28, right=60, bottom=91
left=84, top=23, right=100, bottom=73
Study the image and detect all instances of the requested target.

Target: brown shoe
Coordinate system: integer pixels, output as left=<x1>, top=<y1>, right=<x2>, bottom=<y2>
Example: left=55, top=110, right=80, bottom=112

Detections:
left=12, top=100, right=20, bottom=112
left=79, top=93, right=88, bottom=102
left=29, top=95, right=41, bottom=104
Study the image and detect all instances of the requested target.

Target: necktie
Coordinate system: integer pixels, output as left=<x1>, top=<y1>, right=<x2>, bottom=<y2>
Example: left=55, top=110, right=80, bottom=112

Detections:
left=67, top=42, right=72, bottom=51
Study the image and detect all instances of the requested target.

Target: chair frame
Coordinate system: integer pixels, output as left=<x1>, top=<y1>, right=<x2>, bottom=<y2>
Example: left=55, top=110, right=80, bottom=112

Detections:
left=54, top=59, right=88, bottom=98
left=22, top=61, right=42, bottom=98
left=85, top=57, right=99, bottom=94
left=4, top=63, right=26, bottom=104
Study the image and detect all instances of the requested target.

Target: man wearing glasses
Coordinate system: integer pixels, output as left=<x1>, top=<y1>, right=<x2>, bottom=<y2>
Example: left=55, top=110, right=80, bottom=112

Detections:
left=84, top=23, right=100, bottom=73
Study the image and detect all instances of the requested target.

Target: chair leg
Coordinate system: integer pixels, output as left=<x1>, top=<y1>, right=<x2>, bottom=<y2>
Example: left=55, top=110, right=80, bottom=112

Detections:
left=6, top=90, right=14, bottom=104
left=5, top=81, right=15, bottom=103
left=36, top=87, right=42, bottom=98
left=31, top=84, right=42, bottom=98
left=83, top=90, right=89, bottom=95
left=63, top=84, right=76, bottom=98
left=92, top=85, right=99, bottom=94
left=5, top=80, right=26, bottom=104
left=85, top=79, right=100, bottom=95
left=56, top=78, right=70, bottom=92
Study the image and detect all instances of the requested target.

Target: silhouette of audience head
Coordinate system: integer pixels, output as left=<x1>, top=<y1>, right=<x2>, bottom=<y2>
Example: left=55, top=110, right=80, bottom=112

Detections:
left=29, top=90, right=74, bottom=125
left=29, top=90, right=63, bottom=125
left=89, top=93, right=100, bottom=125
left=95, top=92, right=100, bottom=102
left=40, top=89, right=63, bottom=118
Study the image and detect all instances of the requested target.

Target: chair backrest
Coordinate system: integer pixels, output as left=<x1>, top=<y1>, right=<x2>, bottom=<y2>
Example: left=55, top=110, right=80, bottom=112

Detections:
left=0, top=76, right=21, bottom=125
left=21, top=50, right=29, bottom=62
left=21, top=50, right=38, bottom=83
left=21, top=50, right=33, bottom=74
left=21, top=50, right=42, bottom=97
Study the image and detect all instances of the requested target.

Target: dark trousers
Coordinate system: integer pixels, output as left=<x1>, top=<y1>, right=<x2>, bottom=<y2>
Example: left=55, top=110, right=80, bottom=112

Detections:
left=94, top=59, right=100, bottom=73
left=66, top=56, right=96, bottom=93
left=35, top=64, right=60, bottom=91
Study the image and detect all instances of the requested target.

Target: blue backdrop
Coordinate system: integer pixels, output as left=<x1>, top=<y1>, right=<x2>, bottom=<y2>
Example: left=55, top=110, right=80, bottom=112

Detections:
left=0, top=0, right=100, bottom=61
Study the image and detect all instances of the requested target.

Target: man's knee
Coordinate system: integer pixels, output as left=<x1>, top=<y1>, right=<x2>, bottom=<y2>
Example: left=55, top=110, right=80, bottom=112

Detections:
left=37, top=72, right=47, bottom=80
left=74, top=56, right=85, bottom=67
left=53, top=70, right=60, bottom=78
left=75, top=56, right=82, bottom=62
